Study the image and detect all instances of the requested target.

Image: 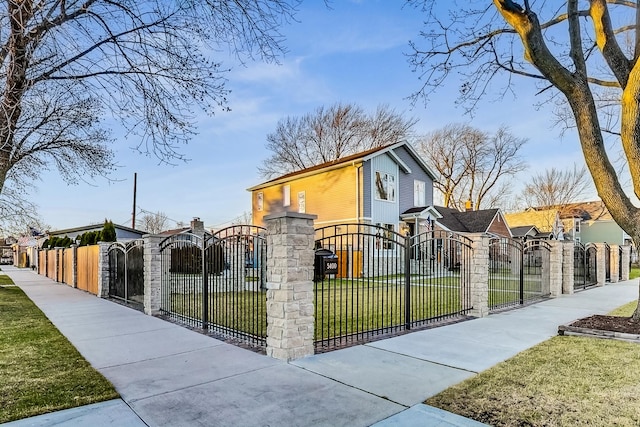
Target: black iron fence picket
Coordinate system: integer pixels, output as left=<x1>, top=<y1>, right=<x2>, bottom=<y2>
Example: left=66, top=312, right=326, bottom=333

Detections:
left=619, top=246, right=623, bottom=281
left=159, top=226, right=267, bottom=350
left=313, top=224, right=473, bottom=352
left=605, top=243, right=611, bottom=282
left=108, top=240, right=144, bottom=308
left=488, top=238, right=550, bottom=312
left=574, top=242, right=598, bottom=290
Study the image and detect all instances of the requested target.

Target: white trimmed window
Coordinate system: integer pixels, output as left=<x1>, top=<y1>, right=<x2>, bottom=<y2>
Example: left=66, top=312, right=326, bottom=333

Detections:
left=257, top=192, right=263, bottom=212
left=375, top=171, right=396, bottom=202
left=414, top=180, right=425, bottom=206
left=283, top=185, right=291, bottom=207
left=298, top=191, right=306, bottom=213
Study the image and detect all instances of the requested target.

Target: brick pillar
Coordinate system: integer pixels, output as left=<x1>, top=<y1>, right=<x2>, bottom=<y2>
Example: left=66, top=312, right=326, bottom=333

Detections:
left=548, top=241, right=563, bottom=297
left=609, top=244, right=620, bottom=283
left=594, top=243, right=607, bottom=286
left=97, top=243, right=110, bottom=297
left=144, top=235, right=163, bottom=316
left=621, top=245, right=631, bottom=281
left=264, top=212, right=317, bottom=361
left=463, top=233, right=489, bottom=318
left=562, top=241, right=575, bottom=294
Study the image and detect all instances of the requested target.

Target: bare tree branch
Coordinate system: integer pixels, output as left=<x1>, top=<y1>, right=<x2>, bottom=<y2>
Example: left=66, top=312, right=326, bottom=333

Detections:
left=259, top=103, right=417, bottom=179
left=415, top=123, right=527, bottom=210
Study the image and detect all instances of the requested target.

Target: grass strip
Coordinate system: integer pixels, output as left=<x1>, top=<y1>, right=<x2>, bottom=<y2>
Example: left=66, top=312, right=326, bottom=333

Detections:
left=425, top=299, right=640, bottom=426
left=0, top=277, right=118, bottom=423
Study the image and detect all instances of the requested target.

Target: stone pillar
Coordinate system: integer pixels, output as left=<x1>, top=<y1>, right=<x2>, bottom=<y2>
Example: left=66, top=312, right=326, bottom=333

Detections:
left=548, top=241, right=563, bottom=297
left=609, top=244, right=620, bottom=283
left=264, top=212, right=317, bottom=361
left=621, top=245, right=631, bottom=281
left=562, top=241, right=575, bottom=294
left=594, top=243, right=607, bottom=286
left=462, top=233, right=489, bottom=318
left=96, top=243, right=110, bottom=297
left=144, top=235, right=163, bottom=316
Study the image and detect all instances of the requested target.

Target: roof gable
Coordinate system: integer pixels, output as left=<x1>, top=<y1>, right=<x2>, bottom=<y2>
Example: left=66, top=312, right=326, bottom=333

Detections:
left=247, top=140, right=436, bottom=191
left=433, top=206, right=502, bottom=234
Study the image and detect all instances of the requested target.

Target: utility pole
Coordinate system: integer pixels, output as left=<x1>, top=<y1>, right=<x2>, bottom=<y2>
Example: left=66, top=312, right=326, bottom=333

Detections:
left=132, top=172, right=137, bottom=229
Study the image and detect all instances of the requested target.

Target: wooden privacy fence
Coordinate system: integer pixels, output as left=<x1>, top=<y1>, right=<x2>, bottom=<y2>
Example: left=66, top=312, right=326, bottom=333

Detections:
left=46, top=251, right=56, bottom=280
left=37, top=246, right=99, bottom=295
left=77, top=246, right=99, bottom=294
left=63, top=248, right=74, bottom=285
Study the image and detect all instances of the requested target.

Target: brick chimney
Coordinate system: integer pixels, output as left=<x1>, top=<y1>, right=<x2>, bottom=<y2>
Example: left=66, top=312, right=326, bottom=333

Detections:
left=465, top=200, right=474, bottom=212
left=190, top=217, right=205, bottom=237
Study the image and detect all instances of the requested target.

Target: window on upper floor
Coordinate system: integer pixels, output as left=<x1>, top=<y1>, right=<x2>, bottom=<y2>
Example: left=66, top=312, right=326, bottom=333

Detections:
left=257, top=192, right=264, bottom=212
left=375, top=171, right=395, bottom=202
left=574, top=219, right=581, bottom=233
left=283, top=185, right=290, bottom=207
left=298, top=191, right=306, bottom=213
left=414, top=180, right=425, bottom=206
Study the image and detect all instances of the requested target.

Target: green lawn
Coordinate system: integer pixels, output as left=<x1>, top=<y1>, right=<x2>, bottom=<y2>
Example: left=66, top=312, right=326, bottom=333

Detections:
left=166, top=275, right=470, bottom=344
left=166, top=272, right=551, bottom=345
left=0, top=277, right=118, bottom=423
left=629, top=266, right=640, bottom=280
left=425, top=300, right=640, bottom=426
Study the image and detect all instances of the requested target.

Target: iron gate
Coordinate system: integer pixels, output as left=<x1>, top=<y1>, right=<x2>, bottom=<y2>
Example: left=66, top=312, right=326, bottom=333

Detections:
left=488, top=238, right=550, bottom=312
left=313, top=224, right=473, bottom=351
left=159, top=226, right=267, bottom=350
left=574, top=242, right=597, bottom=290
left=108, top=240, right=144, bottom=308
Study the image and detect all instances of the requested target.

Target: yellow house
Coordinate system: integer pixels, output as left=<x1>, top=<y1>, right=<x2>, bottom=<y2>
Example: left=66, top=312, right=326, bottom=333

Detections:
left=247, top=141, right=437, bottom=233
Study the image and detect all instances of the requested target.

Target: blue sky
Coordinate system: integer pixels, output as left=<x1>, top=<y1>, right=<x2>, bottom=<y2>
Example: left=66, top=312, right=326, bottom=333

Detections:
left=31, top=0, right=590, bottom=231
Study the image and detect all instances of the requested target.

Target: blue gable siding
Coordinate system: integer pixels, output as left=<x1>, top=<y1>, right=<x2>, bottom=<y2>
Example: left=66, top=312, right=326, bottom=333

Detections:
left=394, top=145, right=434, bottom=214
left=369, top=153, right=399, bottom=226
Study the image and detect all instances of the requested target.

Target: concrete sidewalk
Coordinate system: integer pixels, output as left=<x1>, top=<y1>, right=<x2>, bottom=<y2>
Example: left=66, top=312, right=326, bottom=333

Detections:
left=2, top=266, right=637, bottom=426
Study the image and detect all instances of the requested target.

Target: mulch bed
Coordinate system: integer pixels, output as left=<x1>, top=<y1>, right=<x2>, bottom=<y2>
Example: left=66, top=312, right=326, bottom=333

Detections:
left=569, top=315, right=640, bottom=335
left=559, top=314, right=640, bottom=342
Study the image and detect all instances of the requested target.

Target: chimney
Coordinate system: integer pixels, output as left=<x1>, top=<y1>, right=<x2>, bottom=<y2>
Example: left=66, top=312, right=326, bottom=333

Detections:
left=190, top=217, right=205, bottom=237
left=465, top=200, right=474, bottom=212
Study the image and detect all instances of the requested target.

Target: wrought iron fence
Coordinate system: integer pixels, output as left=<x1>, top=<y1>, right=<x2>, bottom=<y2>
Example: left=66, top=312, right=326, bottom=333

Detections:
left=605, top=243, right=611, bottom=282
left=159, top=226, right=267, bottom=350
left=574, top=242, right=598, bottom=290
left=108, top=240, right=145, bottom=308
left=488, top=238, right=550, bottom=312
left=313, top=224, right=473, bottom=352
left=619, top=246, right=623, bottom=281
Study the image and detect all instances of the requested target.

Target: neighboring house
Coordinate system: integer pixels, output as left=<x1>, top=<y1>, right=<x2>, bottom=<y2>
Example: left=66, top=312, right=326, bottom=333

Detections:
left=430, top=205, right=512, bottom=238
left=247, top=141, right=438, bottom=236
left=47, top=223, right=146, bottom=242
left=504, top=200, right=632, bottom=245
left=504, top=209, right=563, bottom=240
left=567, top=201, right=632, bottom=246
left=510, top=225, right=544, bottom=240
left=158, top=218, right=212, bottom=238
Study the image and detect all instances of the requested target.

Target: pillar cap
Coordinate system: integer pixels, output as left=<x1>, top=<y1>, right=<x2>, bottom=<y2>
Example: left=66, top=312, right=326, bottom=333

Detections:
left=264, top=212, right=317, bottom=221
